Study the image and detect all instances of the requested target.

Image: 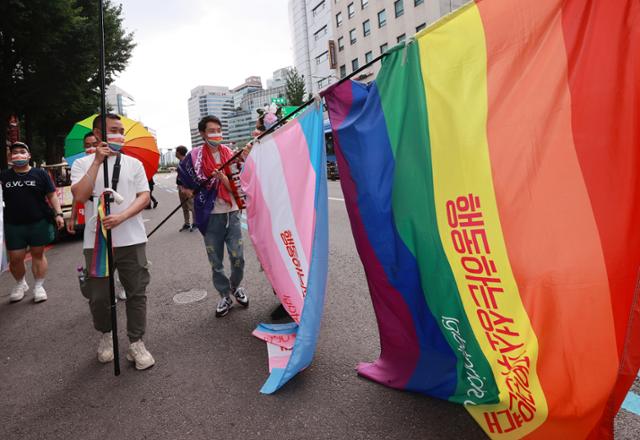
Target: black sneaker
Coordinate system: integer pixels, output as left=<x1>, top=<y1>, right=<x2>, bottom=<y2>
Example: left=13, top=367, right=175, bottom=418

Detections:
left=189, top=225, right=196, bottom=232
left=232, top=287, right=249, bottom=307
left=215, top=296, right=233, bottom=317
left=179, top=224, right=190, bottom=232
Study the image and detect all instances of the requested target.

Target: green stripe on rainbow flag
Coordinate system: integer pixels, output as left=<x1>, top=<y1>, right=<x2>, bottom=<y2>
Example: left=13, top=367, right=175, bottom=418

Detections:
left=376, top=39, right=499, bottom=404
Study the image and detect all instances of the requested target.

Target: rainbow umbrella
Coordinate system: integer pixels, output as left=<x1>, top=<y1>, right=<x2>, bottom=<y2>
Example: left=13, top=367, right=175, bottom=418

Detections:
left=64, top=114, right=159, bottom=179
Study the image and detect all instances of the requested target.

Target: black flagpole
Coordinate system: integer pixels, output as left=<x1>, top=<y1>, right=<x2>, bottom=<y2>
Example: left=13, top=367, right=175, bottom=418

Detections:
left=98, top=0, right=120, bottom=376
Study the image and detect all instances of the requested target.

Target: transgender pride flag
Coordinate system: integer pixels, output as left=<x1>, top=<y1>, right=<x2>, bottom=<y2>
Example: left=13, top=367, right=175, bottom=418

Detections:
left=241, top=102, right=328, bottom=394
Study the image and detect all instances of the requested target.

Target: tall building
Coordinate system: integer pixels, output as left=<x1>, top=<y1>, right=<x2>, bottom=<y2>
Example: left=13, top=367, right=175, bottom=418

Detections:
left=288, top=0, right=338, bottom=95
left=231, top=76, right=263, bottom=109
left=160, top=149, right=178, bottom=167
left=227, top=68, right=293, bottom=146
left=332, top=0, right=467, bottom=80
left=227, top=83, right=289, bottom=146
left=267, top=67, right=290, bottom=89
left=106, top=84, right=136, bottom=117
left=187, top=85, right=234, bottom=148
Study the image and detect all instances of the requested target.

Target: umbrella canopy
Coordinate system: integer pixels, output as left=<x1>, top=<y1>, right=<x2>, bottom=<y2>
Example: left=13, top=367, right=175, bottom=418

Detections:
left=64, top=114, right=159, bottom=179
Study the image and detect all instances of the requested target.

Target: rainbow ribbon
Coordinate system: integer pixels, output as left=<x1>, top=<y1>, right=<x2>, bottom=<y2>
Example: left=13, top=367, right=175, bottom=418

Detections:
left=89, top=194, right=109, bottom=278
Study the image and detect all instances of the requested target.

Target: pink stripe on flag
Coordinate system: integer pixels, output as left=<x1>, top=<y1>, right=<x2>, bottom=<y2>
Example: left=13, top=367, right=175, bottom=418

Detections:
left=252, top=330, right=297, bottom=349
left=269, top=355, right=291, bottom=372
left=267, top=342, right=293, bottom=372
left=243, top=156, right=305, bottom=322
left=273, top=122, right=316, bottom=262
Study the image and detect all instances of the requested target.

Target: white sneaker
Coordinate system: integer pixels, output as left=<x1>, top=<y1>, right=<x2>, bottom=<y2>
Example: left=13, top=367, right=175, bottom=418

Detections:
left=33, top=286, right=48, bottom=303
left=97, top=332, right=114, bottom=363
left=126, top=341, right=155, bottom=370
left=9, top=280, right=29, bottom=303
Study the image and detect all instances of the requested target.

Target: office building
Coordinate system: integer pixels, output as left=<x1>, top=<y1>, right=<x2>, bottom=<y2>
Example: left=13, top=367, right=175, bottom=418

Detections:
left=106, top=84, right=136, bottom=117
left=332, top=0, right=467, bottom=80
left=267, top=67, right=290, bottom=89
left=187, top=85, right=234, bottom=149
left=227, top=83, right=288, bottom=145
left=231, top=76, right=263, bottom=109
left=288, top=0, right=338, bottom=95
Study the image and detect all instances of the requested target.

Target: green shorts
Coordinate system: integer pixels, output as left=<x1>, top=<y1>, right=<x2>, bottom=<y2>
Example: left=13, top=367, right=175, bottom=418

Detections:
left=5, top=219, right=55, bottom=251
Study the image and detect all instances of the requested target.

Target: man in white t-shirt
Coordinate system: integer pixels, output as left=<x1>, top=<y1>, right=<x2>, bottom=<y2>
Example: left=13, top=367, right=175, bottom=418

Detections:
left=71, top=113, right=155, bottom=370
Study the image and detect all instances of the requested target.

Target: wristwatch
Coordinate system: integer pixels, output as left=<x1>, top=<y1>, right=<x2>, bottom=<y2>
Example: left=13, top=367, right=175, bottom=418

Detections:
left=55, top=213, right=64, bottom=218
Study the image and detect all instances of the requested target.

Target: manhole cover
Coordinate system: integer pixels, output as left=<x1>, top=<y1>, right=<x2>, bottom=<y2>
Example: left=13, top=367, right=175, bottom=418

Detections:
left=173, top=289, right=208, bottom=304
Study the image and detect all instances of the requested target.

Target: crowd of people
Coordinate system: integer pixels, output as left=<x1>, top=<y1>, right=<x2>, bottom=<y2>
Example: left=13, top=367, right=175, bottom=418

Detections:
left=1, top=113, right=263, bottom=371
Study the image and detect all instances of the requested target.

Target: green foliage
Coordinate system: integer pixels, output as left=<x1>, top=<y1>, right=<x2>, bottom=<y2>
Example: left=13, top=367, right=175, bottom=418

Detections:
left=0, top=0, right=135, bottom=166
left=285, top=68, right=306, bottom=107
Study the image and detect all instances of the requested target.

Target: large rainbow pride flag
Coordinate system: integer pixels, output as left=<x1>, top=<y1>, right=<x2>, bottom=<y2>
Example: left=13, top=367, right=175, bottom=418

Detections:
left=241, top=103, right=329, bottom=394
left=324, top=0, right=640, bottom=438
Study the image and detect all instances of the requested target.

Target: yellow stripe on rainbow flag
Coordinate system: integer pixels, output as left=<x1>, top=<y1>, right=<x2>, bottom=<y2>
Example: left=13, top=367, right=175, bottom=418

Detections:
left=418, top=3, right=548, bottom=438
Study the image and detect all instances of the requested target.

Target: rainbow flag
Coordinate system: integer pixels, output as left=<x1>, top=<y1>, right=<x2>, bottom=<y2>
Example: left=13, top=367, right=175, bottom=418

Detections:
left=241, top=103, right=329, bottom=393
left=90, top=194, right=109, bottom=278
left=324, top=0, right=640, bottom=438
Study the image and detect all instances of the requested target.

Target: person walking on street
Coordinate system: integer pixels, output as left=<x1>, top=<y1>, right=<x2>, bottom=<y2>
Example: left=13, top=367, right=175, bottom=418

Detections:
left=67, top=132, right=99, bottom=235
left=178, top=115, right=249, bottom=318
left=146, top=177, right=158, bottom=209
left=1, top=142, right=65, bottom=303
left=175, top=145, right=194, bottom=232
left=67, top=132, right=127, bottom=301
left=71, top=113, right=155, bottom=370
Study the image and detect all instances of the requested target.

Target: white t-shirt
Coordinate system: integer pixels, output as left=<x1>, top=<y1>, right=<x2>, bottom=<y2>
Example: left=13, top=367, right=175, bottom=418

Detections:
left=71, top=154, right=150, bottom=249
left=212, top=151, right=238, bottom=214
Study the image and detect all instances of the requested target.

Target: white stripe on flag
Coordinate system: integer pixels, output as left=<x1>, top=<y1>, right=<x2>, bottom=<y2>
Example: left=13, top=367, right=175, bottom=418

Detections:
left=251, top=137, right=310, bottom=303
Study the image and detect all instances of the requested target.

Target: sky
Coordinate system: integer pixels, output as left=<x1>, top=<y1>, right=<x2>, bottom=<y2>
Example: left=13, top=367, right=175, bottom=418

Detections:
left=113, top=0, right=293, bottom=150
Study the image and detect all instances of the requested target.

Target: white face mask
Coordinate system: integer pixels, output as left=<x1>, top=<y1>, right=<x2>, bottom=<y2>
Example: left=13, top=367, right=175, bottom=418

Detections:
left=107, top=133, right=125, bottom=151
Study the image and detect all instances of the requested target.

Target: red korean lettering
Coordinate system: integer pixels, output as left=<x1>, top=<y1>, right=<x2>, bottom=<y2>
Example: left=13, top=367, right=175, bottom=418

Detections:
left=461, top=256, right=497, bottom=276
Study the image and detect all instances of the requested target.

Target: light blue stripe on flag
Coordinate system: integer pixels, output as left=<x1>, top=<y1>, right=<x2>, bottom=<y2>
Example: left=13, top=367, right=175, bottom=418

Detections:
left=298, top=102, right=325, bottom=177
left=622, top=392, right=640, bottom=416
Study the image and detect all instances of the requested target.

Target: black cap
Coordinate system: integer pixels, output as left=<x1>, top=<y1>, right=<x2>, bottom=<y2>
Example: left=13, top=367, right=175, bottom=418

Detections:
left=10, top=142, right=30, bottom=152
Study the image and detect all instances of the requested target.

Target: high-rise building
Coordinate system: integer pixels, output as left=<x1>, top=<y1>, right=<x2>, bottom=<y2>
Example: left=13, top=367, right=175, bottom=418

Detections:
left=187, top=85, right=234, bottom=148
left=288, top=0, right=338, bottom=96
left=267, top=68, right=290, bottom=89
left=106, top=84, right=136, bottom=118
left=160, top=149, right=178, bottom=167
left=227, top=112, right=256, bottom=147
left=231, top=76, right=263, bottom=109
left=332, top=0, right=467, bottom=80
left=227, top=68, right=293, bottom=146
left=227, top=83, right=289, bottom=146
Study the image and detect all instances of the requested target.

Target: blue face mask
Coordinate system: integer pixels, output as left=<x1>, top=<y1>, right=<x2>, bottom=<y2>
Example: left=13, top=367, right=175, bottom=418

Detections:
left=12, top=159, right=28, bottom=167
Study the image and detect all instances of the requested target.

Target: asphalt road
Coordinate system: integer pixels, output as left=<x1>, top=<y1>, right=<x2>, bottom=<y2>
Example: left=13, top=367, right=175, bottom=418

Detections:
left=0, top=173, right=637, bottom=439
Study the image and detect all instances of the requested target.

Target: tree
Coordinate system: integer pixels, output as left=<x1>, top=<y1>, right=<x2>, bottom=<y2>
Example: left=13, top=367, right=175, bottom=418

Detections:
left=285, top=68, right=306, bottom=107
left=0, top=0, right=134, bottom=167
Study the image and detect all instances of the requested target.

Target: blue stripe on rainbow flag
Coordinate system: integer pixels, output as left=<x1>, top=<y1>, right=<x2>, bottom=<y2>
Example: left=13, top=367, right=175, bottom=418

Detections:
left=622, top=391, right=640, bottom=416
left=327, top=80, right=458, bottom=398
